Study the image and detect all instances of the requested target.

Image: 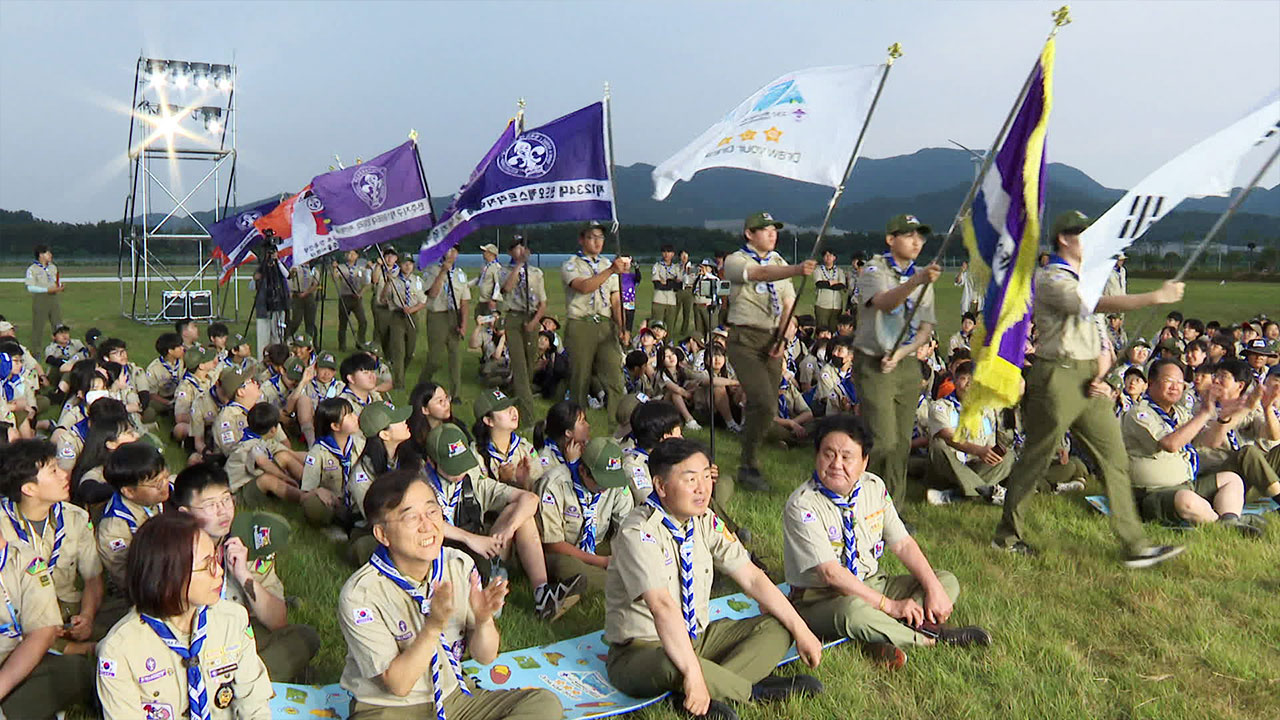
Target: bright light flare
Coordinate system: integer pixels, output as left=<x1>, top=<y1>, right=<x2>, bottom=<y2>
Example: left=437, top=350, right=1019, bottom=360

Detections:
left=173, top=73, right=190, bottom=90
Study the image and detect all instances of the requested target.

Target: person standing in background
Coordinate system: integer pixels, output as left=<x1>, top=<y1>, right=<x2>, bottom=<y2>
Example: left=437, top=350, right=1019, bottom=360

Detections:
left=25, top=244, right=64, bottom=350
left=333, top=250, right=370, bottom=352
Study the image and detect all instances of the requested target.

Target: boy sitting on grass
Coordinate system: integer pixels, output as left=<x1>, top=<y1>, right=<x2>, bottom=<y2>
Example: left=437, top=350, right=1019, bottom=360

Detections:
left=225, top=402, right=305, bottom=504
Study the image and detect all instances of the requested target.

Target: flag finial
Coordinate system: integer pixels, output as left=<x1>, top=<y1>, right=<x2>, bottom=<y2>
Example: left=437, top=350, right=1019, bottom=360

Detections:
left=887, top=42, right=903, bottom=64
left=1052, top=6, right=1072, bottom=30
left=408, top=128, right=419, bottom=142
left=603, top=81, right=611, bottom=99
left=518, top=97, right=526, bottom=111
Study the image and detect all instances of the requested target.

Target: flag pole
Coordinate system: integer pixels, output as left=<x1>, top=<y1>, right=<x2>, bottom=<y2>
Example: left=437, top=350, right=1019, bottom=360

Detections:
left=604, top=82, right=622, bottom=255
left=1172, top=141, right=1279, bottom=283
left=887, top=5, right=1071, bottom=354
left=769, top=41, right=903, bottom=348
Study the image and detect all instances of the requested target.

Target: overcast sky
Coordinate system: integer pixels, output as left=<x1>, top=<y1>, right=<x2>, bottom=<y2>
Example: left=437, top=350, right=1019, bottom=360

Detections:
left=1, top=0, right=1277, bottom=223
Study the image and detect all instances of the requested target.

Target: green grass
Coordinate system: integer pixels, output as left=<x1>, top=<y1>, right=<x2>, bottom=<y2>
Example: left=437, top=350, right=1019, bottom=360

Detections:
left=6, top=273, right=1278, bottom=720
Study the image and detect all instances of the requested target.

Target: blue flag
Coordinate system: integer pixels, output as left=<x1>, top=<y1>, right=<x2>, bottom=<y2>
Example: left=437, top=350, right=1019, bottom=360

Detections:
left=419, top=102, right=614, bottom=266
left=210, top=200, right=279, bottom=285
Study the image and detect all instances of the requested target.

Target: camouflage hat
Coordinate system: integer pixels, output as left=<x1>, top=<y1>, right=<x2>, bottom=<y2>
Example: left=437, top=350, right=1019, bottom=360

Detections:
left=359, top=401, right=412, bottom=438
left=886, top=213, right=931, bottom=235
left=230, top=510, right=291, bottom=561
left=289, top=333, right=313, bottom=348
left=425, top=423, right=478, bottom=477
left=473, top=388, right=515, bottom=423
left=744, top=211, right=783, bottom=231
left=1050, top=210, right=1092, bottom=239
left=316, top=352, right=338, bottom=370
left=581, top=437, right=628, bottom=489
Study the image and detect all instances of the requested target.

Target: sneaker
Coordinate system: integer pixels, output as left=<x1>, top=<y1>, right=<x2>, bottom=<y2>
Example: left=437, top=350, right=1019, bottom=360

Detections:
left=990, top=485, right=1007, bottom=506
left=668, top=695, right=738, bottom=720
left=726, top=421, right=744, bottom=433
left=926, top=488, right=958, bottom=506
left=586, top=397, right=603, bottom=410
left=863, top=642, right=908, bottom=669
left=991, top=539, right=1037, bottom=556
left=918, top=622, right=992, bottom=647
left=1054, top=480, right=1086, bottom=494
left=750, top=673, right=824, bottom=702
left=684, top=419, right=703, bottom=431
left=534, top=574, right=587, bottom=621
left=1219, top=515, right=1265, bottom=539
left=1122, top=544, right=1185, bottom=569
left=736, top=466, right=769, bottom=492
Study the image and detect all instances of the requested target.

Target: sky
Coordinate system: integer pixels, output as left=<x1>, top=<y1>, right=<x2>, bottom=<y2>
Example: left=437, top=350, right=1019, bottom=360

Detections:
left=1, top=0, right=1277, bottom=224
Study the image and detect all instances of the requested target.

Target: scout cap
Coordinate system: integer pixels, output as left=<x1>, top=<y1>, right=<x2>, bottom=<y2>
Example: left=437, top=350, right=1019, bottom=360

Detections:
left=383, top=245, right=399, bottom=256
left=1157, top=338, right=1181, bottom=354
left=359, top=401, right=412, bottom=438
left=1129, top=338, right=1151, bottom=350
left=509, top=234, right=527, bottom=248
left=0, top=321, right=13, bottom=334
left=579, top=221, right=607, bottom=235
left=1050, top=210, right=1092, bottom=239
left=615, top=392, right=650, bottom=426
left=649, top=320, right=666, bottom=331
left=290, top=333, right=313, bottom=348
left=230, top=510, right=291, bottom=560
left=1243, top=338, right=1278, bottom=357
left=581, top=437, right=628, bottom=489
left=230, top=333, right=250, bottom=349
left=219, top=367, right=250, bottom=397
left=426, top=424, right=478, bottom=477
left=284, top=357, right=305, bottom=382
left=1122, top=365, right=1146, bottom=381
left=85, top=328, right=102, bottom=345
left=473, top=388, right=515, bottom=422
left=1104, top=374, right=1122, bottom=390
left=479, top=243, right=499, bottom=255
left=700, top=258, right=716, bottom=268
left=886, top=213, right=931, bottom=235
left=744, top=211, right=784, bottom=231
left=316, top=351, right=338, bottom=370
left=53, top=324, right=71, bottom=335
left=183, top=345, right=211, bottom=370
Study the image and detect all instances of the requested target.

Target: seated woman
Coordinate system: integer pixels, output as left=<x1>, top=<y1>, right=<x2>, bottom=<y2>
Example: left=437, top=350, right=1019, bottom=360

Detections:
left=471, top=390, right=543, bottom=492
left=656, top=345, right=703, bottom=431
left=96, top=512, right=272, bottom=719
left=531, top=330, right=570, bottom=400
left=70, top=398, right=140, bottom=507
left=688, top=345, right=744, bottom=433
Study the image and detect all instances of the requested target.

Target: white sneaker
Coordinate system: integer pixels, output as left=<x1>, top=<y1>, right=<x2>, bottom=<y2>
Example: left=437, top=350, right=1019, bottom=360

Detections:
left=926, top=488, right=957, bottom=506
left=726, top=421, right=744, bottom=433
left=1054, top=480, right=1086, bottom=494
left=685, top=419, right=702, bottom=431
left=990, top=485, right=1007, bottom=506
left=586, top=397, right=603, bottom=410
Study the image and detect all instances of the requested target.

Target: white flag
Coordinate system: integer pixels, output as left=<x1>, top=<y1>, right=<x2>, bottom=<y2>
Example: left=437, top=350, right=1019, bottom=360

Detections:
left=1077, top=91, right=1279, bottom=310
left=651, top=65, right=886, bottom=201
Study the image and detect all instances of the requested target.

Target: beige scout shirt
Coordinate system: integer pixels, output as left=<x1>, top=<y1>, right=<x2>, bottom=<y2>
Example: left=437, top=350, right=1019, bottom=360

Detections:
left=213, top=403, right=251, bottom=456
left=220, top=548, right=285, bottom=615
left=371, top=262, right=401, bottom=308
left=190, top=386, right=223, bottom=445
left=477, top=261, right=503, bottom=305
left=255, top=370, right=289, bottom=409
left=499, top=264, right=546, bottom=315
left=225, top=434, right=291, bottom=493
left=926, top=397, right=997, bottom=461
left=339, top=548, right=478, bottom=707
left=1028, top=261, right=1100, bottom=361
left=96, top=496, right=160, bottom=593
left=44, top=339, right=87, bottom=365
left=621, top=448, right=655, bottom=505
left=814, top=264, right=850, bottom=311
left=650, top=261, right=683, bottom=306
left=0, top=541, right=62, bottom=663
left=1193, top=402, right=1268, bottom=472
left=289, top=265, right=318, bottom=296
left=298, top=377, right=346, bottom=407
left=561, top=254, right=618, bottom=320
left=383, top=271, right=425, bottom=314
left=782, top=472, right=908, bottom=589
left=1122, top=398, right=1196, bottom=489
left=175, top=372, right=214, bottom=421
left=339, top=388, right=384, bottom=420
left=97, top=604, right=272, bottom=720
left=144, top=357, right=185, bottom=400
left=535, top=463, right=634, bottom=547
left=25, top=261, right=58, bottom=292
left=722, top=248, right=796, bottom=331
left=302, top=435, right=368, bottom=496
left=471, top=433, right=546, bottom=488
left=852, top=254, right=937, bottom=357
left=778, top=379, right=810, bottom=420
left=335, top=260, right=370, bottom=297
left=431, top=466, right=516, bottom=521
left=604, top=503, right=750, bottom=645
left=422, top=265, right=471, bottom=313
left=813, top=363, right=857, bottom=413
left=0, top=502, right=99, bottom=608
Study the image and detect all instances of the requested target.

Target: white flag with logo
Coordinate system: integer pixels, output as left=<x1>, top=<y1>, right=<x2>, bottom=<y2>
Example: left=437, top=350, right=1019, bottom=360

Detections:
left=652, top=64, right=886, bottom=201
left=1077, top=91, right=1279, bottom=309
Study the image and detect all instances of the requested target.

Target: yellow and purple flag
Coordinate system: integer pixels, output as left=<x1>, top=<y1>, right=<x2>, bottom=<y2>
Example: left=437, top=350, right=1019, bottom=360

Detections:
left=958, top=38, right=1055, bottom=434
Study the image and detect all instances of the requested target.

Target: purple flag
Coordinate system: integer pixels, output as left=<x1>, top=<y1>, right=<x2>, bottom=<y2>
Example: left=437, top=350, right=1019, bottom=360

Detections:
left=210, top=200, right=279, bottom=285
left=309, top=141, right=435, bottom=252
left=419, top=102, right=614, bottom=266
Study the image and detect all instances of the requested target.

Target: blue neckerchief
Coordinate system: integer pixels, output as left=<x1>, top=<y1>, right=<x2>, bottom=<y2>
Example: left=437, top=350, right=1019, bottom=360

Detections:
left=778, top=378, right=791, bottom=419
left=838, top=367, right=858, bottom=406
left=104, top=493, right=154, bottom=533
left=486, top=433, right=522, bottom=465
left=571, top=473, right=603, bottom=554
left=265, top=371, right=285, bottom=397
left=810, top=473, right=862, bottom=577
left=369, top=545, right=471, bottom=718
left=741, top=245, right=780, bottom=316
left=1212, top=402, right=1243, bottom=450
left=341, top=388, right=372, bottom=407
left=140, top=607, right=211, bottom=720
left=317, top=435, right=356, bottom=509
left=424, top=463, right=465, bottom=526
left=241, top=429, right=262, bottom=442
left=71, top=416, right=89, bottom=442
left=644, top=493, right=698, bottom=639
left=1, top=500, right=64, bottom=569
left=575, top=251, right=608, bottom=312
left=0, top=544, right=23, bottom=638
left=439, top=263, right=457, bottom=310
left=159, top=357, right=182, bottom=387
left=882, top=251, right=917, bottom=278
left=227, top=402, right=250, bottom=415
left=1146, top=395, right=1199, bottom=477
left=546, top=442, right=583, bottom=485
left=1046, top=254, right=1079, bottom=279
left=311, top=378, right=341, bottom=399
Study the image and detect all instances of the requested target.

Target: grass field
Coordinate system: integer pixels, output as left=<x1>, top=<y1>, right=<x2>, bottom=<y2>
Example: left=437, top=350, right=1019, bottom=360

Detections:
left=4, top=272, right=1278, bottom=720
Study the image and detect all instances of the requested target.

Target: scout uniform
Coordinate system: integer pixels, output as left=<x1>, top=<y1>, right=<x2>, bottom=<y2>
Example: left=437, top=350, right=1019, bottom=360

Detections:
left=604, top=498, right=791, bottom=702
left=339, top=386, right=384, bottom=420
left=473, top=432, right=546, bottom=490
left=189, top=382, right=224, bottom=449
left=775, top=377, right=812, bottom=433
left=370, top=256, right=401, bottom=354
left=143, top=355, right=185, bottom=404
left=691, top=264, right=716, bottom=340
left=723, top=212, right=797, bottom=474
left=286, top=263, right=319, bottom=338
left=0, top=541, right=94, bottom=719
left=561, top=249, right=625, bottom=416
left=213, top=401, right=253, bottom=457
left=620, top=445, right=655, bottom=505
left=650, top=258, right=683, bottom=330
left=44, top=336, right=88, bottom=384
left=499, top=259, right=546, bottom=420
left=25, top=258, right=61, bottom=348
left=0, top=500, right=100, bottom=625
left=225, top=428, right=292, bottom=494
left=53, top=400, right=89, bottom=470
left=335, top=258, right=371, bottom=350
left=421, top=262, right=471, bottom=396
left=852, top=218, right=938, bottom=503
left=297, top=373, right=346, bottom=409
left=1191, top=401, right=1280, bottom=496
left=426, top=462, right=516, bottom=534
left=96, top=603, right=272, bottom=720
left=1122, top=397, right=1218, bottom=522
left=676, top=259, right=696, bottom=337
left=927, top=395, right=1011, bottom=497
left=476, top=253, right=503, bottom=318
left=382, top=269, right=423, bottom=388
left=993, top=212, right=1149, bottom=555
left=813, top=361, right=858, bottom=417
left=783, top=472, right=960, bottom=647
left=301, top=433, right=368, bottom=526
left=535, top=439, right=634, bottom=591
left=339, top=546, right=561, bottom=720
left=256, top=367, right=290, bottom=409
left=174, top=348, right=216, bottom=425
left=95, top=493, right=160, bottom=594
left=813, top=262, right=850, bottom=331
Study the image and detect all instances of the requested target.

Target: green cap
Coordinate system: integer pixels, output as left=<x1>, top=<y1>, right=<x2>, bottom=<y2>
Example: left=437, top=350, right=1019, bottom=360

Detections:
left=1129, top=338, right=1151, bottom=350
left=1157, top=338, right=1181, bottom=353
left=886, top=213, right=931, bottom=235
left=357, top=340, right=379, bottom=355
left=1104, top=374, right=1123, bottom=390
left=1050, top=209, right=1092, bottom=239
left=284, top=357, right=305, bottom=382
left=579, top=221, right=607, bottom=235
left=426, top=424, right=478, bottom=477
left=744, top=211, right=783, bottom=231
left=290, top=333, right=313, bottom=348
left=473, top=388, right=515, bottom=423
left=359, top=401, right=412, bottom=438
left=615, top=392, right=650, bottom=426
left=581, top=437, right=628, bottom=489
left=316, top=352, right=338, bottom=370
left=229, top=510, right=291, bottom=561
left=230, top=333, right=250, bottom=349
left=184, top=345, right=211, bottom=370
left=218, top=367, right=251, bottom=397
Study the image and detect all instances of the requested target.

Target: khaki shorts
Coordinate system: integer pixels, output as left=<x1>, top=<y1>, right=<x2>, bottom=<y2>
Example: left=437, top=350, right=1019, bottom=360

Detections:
left=1135, top=474, right=1219, bottom=524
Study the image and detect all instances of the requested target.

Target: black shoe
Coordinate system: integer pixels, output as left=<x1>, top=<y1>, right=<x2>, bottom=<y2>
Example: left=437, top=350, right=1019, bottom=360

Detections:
left=1123, top=544, right=1185, bottom=569
left=736, top=466, right=769, bottom=492
left=669, top=695, right=739, bottom=720
left=749, top=673, right=824, bottom=702
left=919, top=622, right=992, bottom=647
left=991, top=539, right=1037, bottom=556
left=1220, top=515, right=1266, bottom=539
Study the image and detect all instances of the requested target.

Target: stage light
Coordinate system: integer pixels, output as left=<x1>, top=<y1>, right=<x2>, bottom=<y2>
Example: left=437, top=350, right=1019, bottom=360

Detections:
left=174, top=73, right=189, bottom=90
left=196, top=73, right=210, bottom=90
left=212, top=64, right=233, bottom=92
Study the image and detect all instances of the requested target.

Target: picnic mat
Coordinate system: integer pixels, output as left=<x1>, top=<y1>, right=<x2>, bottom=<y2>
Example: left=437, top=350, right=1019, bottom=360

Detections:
left=269, top=584, right=847, bottom=719
left=1085, top=494, right=1279, bottom=522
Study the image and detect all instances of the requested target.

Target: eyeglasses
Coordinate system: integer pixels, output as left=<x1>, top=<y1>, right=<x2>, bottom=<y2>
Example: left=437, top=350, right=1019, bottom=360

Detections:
left=189, top=493, right=234, bottom=513
left=138, top=475, right=170, bottom=490
left=193, top=546, right=224, bottom=576
left=382, top=504, right=444, bottom=527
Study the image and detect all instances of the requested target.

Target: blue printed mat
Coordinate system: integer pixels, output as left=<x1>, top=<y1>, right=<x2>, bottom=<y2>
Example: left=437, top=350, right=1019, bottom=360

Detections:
left=1085, top=494, right=1278, bottom=522
left=269, top=585, right=846, bottom=719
